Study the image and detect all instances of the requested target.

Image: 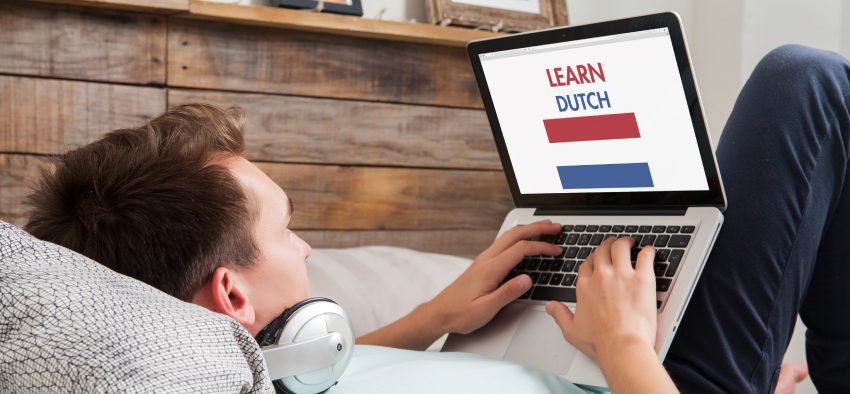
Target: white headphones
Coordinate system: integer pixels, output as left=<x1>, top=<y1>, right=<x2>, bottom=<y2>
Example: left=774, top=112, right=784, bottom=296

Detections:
left=255, top=297, right=354, bottom=394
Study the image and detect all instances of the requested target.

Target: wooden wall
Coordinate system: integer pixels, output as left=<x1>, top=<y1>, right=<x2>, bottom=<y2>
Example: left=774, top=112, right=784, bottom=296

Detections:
left=0, top=1, right=513, bottom=257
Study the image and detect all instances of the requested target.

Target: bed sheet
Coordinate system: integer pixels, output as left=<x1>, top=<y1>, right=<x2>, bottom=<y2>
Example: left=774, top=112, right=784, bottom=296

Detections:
left=334, top=345, right=596, bottom=394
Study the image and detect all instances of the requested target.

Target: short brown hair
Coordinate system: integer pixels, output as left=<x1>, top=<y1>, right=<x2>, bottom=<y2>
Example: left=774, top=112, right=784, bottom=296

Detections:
left=25, top=104, right=257, bottom=301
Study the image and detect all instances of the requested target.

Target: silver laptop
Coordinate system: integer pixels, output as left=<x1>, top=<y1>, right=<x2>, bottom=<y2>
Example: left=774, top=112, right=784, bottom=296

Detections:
left=441, top=12, right=726, bottom=389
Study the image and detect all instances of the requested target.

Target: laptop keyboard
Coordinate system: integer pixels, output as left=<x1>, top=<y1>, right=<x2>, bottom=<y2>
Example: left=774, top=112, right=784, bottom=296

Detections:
left=502, top=224, right=695, bottom=310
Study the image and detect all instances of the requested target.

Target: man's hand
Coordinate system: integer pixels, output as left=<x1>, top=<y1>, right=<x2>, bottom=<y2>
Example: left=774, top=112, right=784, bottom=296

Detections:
left=546, top=237, right=657, bottom=360
left=546, top=237, right=678, bottom=393
left=356, top=220, right=562, bottom=350
left=426, top=220, right=563, bottom=335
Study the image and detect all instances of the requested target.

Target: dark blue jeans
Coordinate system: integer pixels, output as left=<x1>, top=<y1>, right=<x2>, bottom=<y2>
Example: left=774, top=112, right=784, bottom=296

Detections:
left=663, top=45, right=850, bottom=392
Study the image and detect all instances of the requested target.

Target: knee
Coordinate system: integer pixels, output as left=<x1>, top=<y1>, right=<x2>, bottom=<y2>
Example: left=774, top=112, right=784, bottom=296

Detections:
left=751, top=44, right=850, bottom=93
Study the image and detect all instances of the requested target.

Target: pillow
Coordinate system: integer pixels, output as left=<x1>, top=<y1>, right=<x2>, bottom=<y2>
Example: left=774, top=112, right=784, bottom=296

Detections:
left=306, top=246, right=472, bottom=349
left=0, top=221, right=273, bottom=393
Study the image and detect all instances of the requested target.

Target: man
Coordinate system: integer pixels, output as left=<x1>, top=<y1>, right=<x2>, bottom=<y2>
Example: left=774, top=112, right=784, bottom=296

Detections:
left=26, top=44, right=848, bottom=392
left=24, top=102, right=667, bottom=391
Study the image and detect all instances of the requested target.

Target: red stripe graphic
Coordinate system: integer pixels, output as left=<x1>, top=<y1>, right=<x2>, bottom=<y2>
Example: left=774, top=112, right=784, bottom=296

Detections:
left=543, top=113, right=640, bottom=143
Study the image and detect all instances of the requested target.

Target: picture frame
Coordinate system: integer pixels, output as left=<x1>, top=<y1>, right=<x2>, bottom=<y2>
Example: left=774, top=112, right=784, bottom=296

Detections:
left=278, top=0, right=363, bottom=17
left=427, top=0, right=569, bottom=32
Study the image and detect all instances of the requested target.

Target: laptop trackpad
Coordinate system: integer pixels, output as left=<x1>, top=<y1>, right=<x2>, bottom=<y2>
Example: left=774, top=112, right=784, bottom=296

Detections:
left=503, top=308, right=577, bottom=375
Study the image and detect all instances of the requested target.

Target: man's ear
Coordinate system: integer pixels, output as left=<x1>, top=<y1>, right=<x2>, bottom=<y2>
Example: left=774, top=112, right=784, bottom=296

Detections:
left=203, top=266, right=256, bottom=327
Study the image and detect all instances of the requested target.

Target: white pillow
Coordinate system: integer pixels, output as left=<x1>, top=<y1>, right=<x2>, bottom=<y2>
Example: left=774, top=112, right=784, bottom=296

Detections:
left=0, top=221, right=273, bottom=393
left=306, top=246, right=472, bottom=342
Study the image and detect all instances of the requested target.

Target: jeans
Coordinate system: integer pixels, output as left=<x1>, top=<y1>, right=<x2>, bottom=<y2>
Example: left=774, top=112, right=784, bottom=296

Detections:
left=663, top=45, right=850, bottom=392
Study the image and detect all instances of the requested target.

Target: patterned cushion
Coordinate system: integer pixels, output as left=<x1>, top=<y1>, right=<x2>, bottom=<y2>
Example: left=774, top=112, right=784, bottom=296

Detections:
left=0, top=221, right=273, bottom=393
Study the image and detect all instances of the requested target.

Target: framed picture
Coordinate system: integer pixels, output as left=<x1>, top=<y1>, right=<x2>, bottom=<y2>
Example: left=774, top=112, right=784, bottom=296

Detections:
left=427, top=0, right=568, bottom=32
left=278, top=0, right=363, bottom=17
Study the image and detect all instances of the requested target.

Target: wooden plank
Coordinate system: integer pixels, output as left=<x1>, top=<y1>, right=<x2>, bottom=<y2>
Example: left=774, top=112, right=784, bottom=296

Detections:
left=258, top=162, right=512, bottom=231
left=300, top=229, right=497, bottom=258
left=0, top=154, right=53, bottom=228
left=168, top=89, right=500, bottom=170
left=168, top=19, right=483, bottom=108
left=185, top=0, right=500, bottom=48
left=0, top=80, right=495, bottom=168
left=33, top=0, right=188, bottom=13
left=0, top=154, right=512, bottom=233
left=0, top=76, right=166, bottom=155
left=0, top=2, right=167, bottom=85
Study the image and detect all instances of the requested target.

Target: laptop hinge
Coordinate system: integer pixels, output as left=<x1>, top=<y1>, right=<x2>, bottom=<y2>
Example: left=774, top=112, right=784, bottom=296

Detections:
left=533, top=207, right=688, bottom=216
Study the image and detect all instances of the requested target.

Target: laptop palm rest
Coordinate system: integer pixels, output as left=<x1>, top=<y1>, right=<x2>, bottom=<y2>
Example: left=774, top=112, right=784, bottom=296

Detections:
left=442, top=303, right=576, bottom=376
left=504, top=307, right=576, bottom=376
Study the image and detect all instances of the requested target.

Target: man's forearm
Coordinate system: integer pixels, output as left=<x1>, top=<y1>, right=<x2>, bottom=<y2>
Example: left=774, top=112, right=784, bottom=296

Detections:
left=355, top=301, right=447, bottom=351
left=596, top=336, right=679, bottom=394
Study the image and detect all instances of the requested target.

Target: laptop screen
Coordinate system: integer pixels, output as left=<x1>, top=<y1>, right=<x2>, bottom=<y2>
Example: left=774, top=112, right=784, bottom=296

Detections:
left=478, top=28, right=710, bottom=195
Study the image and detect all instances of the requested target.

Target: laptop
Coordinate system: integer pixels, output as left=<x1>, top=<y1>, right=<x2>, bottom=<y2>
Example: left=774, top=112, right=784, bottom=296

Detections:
left=441, top=12, right=726, bottom=389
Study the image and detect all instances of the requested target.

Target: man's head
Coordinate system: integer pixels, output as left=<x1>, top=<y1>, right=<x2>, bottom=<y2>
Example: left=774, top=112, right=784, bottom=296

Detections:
left=25, top=104, right=311, bottom=335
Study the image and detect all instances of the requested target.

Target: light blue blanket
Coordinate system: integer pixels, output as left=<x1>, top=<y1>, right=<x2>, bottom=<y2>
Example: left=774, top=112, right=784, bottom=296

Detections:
left=333, top=345, right=603, bottom=393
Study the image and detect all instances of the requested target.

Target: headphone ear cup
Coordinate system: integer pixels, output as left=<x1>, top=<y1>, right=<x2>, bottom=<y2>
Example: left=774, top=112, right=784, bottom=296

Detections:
left=266, top=298, right=354, bottom=394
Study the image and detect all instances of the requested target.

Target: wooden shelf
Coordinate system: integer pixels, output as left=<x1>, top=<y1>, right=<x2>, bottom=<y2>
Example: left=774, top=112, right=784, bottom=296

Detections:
left=30, top=0, right=502, bottom=46
left=183, top=0, right=503, bottom=47
left=34, top=0, right=188, bottom=13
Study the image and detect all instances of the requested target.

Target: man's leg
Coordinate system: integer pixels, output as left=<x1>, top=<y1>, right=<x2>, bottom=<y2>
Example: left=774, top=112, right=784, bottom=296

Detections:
left=663, top=44, right=850, bottom=392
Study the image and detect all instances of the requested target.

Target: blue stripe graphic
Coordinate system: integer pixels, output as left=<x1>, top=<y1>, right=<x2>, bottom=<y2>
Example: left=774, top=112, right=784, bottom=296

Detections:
left=557, top=162, right=654, bottom=189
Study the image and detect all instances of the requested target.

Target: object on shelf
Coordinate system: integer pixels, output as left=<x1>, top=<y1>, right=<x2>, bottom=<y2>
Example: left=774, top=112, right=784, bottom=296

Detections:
left=278, top=0, right=363, bottom=16
left=426, top=0, right=568, bottom=32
